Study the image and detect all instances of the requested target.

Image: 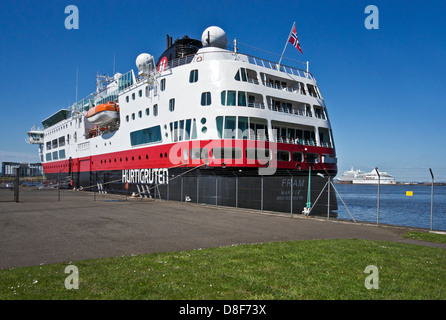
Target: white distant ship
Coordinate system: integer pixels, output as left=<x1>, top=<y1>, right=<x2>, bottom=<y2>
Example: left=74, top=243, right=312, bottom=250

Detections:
left=337, top=167, right=396, bottom=184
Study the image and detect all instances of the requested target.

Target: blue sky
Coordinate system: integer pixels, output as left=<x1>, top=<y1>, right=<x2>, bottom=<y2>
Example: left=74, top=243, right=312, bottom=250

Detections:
left=1, top=0, right=445, bottom=182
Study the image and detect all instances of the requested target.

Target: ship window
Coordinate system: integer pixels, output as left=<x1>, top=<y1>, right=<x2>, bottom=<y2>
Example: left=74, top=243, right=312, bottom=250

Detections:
left=179, top=120, right=184, bottom=141
left=216, top=116, right=223, bottom=139
left=132, top=93, right=136, bottom=100
left=293, top=152, right=303, bottom=162
left=305, top=153, right=320, bottom=164
left=201, top=92, right=211, bottom=106
left=319, top=128, right=331, bottom=147
left=238, top=91, right=247, bottom=106
left=138, top=110, right=142, bottom=118
left=234, top=68, right=247, bottom=82
left=185, top=119, right=192, bottom=140
left=189, top=69, right=198, bottom=83
left=169, top=98, right=175, bottom=112
left=52, top=139, right=58, bottom=149
left=227, top=91, right=236, bottom=106
left=52, top=151, right=59, bottom=160
left=190, top=148, right=209, bottom=160
left=126, top=115, right=129, bottom=122
left=212, top=148, right=242, bottom=159
left=322, top=154, right=337, bottom=164
left=237, top=117, right=249, bottom=139
left=139, top=89, right=142, bottom=97
left=145, top=108, right=150, bottom=116
left=59, top=136, right=65, bottom=147
left=126, top=96, right=129, bottom=103
left=307, top=84, right=319, bottom=98
left=132, top=113, right=135, bottom=120
left=46, top=153, right=52, bottom=161
left=153, top=104, right=158, bottom=116
left=224, top=116, right=236, bottom=139
left=160, top=79, right=166, bottom=91
left=59, top=149, right=66, bottom=159
left=245, top=148, right=270, bottom=160
left=130, top=125, right=162, bottom=146
left=276, top=151, right=290, bottom=162
left=192, top=119, right=197, bottom=139
left=46, top=141, right=51, bottom=151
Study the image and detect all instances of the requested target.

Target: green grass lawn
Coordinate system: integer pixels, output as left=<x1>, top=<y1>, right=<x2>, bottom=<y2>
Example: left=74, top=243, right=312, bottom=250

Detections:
left=403, top=231, right=446, bottom=244
left=1, top=239, right=445, bottom=300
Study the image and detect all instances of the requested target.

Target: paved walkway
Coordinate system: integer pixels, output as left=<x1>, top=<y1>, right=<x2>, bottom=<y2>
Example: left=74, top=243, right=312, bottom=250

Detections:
left=0, top=187, right=445, bottom=269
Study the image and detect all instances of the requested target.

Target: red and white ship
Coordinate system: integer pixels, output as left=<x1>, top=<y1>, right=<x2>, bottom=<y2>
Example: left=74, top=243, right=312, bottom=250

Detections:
left=27, top=26, right=338, bottom=215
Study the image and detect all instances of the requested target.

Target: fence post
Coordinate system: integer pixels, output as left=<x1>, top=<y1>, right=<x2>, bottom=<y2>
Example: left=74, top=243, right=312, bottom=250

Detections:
left=236, top=175, right=239, bottom=209
left=261, top=175, right=264, bottom=212
left=327, top=174, right=330, bottom=220
left=181, top=176, right=183, bottom=202
left=14, top=168, right=19, bottom=202
left=430, top=168, right=434, bottom=231
left=197, top=175, right=199, bottom=204
left=375, top=167, right=380, bottom=226
left=58, top=170, right=61, bottom=202
left=290, top=175, right=293, bottom=215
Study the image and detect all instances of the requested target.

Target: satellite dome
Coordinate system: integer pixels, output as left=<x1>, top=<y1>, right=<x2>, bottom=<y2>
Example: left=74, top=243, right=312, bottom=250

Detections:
left=201, top=26, right=227, bottom=49
left=136, top=53, right=154, bottom=73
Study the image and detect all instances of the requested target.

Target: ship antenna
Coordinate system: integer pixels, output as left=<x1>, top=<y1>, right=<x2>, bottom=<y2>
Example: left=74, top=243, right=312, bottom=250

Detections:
left=75, top=67, right=79, bottom=102
left=113, top=54, right=116, bottom=75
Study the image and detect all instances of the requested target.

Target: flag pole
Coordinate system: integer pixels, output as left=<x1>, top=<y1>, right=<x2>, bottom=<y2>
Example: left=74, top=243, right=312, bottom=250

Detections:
left=278, top=22, right=295, bottom=68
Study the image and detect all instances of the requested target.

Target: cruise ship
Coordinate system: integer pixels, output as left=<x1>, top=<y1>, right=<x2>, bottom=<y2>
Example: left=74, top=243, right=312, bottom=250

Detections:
left=26, top=26, right=338, bottom=215
left=337, top=167, right=396, bottom=184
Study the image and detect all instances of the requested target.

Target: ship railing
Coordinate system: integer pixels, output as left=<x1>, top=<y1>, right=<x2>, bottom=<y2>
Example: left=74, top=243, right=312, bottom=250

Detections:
left=267, top=104, right=313, bottom=117
left=165, top=55, right=195, bottom=70
left=158, top=50, right=314, bottom=82
left=247, top=77, right=259, bottom=85
left=250, top=134, right=269, bottom=142
left=247, top=102, right=265, bottom=109
left=275, top=137, right=316, bottom=146
left=262, top=80, right=308, bottom=95
left=247, top=55, right=314, bottom=81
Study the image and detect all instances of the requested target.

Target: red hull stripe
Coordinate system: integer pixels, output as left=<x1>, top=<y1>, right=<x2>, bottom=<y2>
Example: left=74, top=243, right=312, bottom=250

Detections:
left=42, top=140, right=336, bottom=174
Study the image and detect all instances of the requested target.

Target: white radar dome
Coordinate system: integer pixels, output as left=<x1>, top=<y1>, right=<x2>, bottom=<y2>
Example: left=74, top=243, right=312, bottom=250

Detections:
left=201, top=26, right=227, bottom=49
left=136, top=53, right=154, bottom=73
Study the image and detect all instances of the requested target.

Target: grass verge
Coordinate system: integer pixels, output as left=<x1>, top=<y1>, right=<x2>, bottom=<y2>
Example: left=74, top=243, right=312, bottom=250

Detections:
left=403, top=231, right=446, bottom=244
left=0, top=239, right=445, bottom=300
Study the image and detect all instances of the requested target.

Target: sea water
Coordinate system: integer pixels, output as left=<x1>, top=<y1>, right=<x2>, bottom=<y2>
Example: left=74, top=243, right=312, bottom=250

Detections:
left=333, top=184, right=446, bottom=231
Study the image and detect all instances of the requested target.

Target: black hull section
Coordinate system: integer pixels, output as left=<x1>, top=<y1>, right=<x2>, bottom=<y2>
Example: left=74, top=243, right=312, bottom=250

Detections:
left=47, top=167, right=338, bottom=217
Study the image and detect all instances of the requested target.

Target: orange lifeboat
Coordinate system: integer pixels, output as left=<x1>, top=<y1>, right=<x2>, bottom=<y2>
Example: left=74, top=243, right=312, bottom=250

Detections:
left=86, top=102, right=120, bottom=126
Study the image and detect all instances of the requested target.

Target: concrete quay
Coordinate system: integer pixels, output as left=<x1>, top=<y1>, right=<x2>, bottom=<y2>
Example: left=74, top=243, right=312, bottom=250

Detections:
left=1, top=187, right=445, bottom=269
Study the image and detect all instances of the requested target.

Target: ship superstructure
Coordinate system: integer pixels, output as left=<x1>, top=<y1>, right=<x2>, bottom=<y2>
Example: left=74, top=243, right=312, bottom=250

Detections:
left=28, top=26, right=338, bottom=215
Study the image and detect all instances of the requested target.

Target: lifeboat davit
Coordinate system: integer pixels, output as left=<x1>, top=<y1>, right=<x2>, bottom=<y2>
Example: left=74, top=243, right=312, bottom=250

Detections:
left=86, top=101, right=120, bottom=126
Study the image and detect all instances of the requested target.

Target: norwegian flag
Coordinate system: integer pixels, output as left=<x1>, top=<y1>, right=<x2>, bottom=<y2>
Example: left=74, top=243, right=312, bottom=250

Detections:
left=288, top=24, right=303, bottom=54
